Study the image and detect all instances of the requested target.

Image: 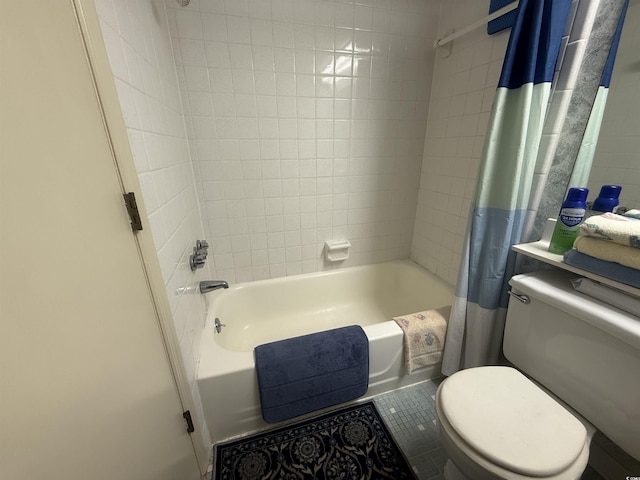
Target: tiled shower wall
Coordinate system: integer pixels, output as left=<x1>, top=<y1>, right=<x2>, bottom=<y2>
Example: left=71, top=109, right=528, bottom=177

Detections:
left=94, top=0, right=211, bottom=445
left=410, top=0, right=510, bottom=284
left=166, top=0, right=442, bottom=283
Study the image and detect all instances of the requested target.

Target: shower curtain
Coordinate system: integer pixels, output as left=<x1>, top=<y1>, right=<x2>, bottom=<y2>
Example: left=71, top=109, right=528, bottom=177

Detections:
left=441, top=0, right=572, bottom=375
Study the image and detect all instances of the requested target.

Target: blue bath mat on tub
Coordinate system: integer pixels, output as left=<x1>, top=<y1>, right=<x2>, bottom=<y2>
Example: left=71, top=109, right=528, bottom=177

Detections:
left=254, top=325, right=369, bottom=423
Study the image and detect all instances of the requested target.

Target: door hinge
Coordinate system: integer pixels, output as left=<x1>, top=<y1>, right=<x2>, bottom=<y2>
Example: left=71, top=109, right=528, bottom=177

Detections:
left=183, top=410, right=195, bottom=433
left=123, top=192, right=143, bottom=232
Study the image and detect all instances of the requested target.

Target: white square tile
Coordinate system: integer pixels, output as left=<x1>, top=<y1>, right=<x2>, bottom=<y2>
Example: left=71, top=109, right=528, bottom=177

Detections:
left=276, top=96, right=297, bottom=117
left=297, top=119, right=316, bottom=139
left=202, top=13, right=228, bottom=42
left=293, top=0, right=315, bottom=25
left=278, top=119, right=298, bottom=138
left=279, top=140, right=299, bottom=159
left=295, top=50, right=316, bottom=74
left=334, top=77, right=353, bottom=98
left=316, top=76, right=334, bottom=98
left=212, top=93, right=236, bottom=117
left=205, top=41, right=230, bottom=68
left=275, top=72, right=296, bottom=95
left=188, top=92, right=214, bottom=116
left=281, top=159, right=299, bottom=178
left=234, top=94, right=257, bottom=117
left=354, top=5, right=374, bottom=31
left=231, top=69, right=256, bottom=94
left=248, top=0, right=271, bottom=20
left=183, top=66, right=209, bottom=92
left=294, top=24, right=315, bottom=50
left=273, top=22, right=295, bottom=47
left=335, top=3, right=355, bottom=29
left=274, top=47, right=295, bottom=72
left=228, top=43, right=253, bottom=69
left=297, top=97, right=316, bottom=118
left=298, top=140, right=316, bottom=159
left=260, top=139, right=280, bottom=159
left=175, top=10, right=203, bottom=40
left=181, top=39, right=208, bottom=66
left=209, top=68, right=233, bottom=92
left=253, top=71, right=276, bottom=95
left=296, top=74, right=316, bottom=97
left=282, top=179, right=300, bottom=197
left=315, top=26, right=335, bottom=51
left=272, top=0, right=294, bottom=23
left=335, top=28, right=354, bottom=52
left=354, top=30, right=372, bottom=54
left=226, top=18, right=251, bottom=44
left=250, top=18, right=273, bottom=46
left=265, top=198, right=283, bottom=216
left=224, top=0, right=249, bottom=17
left=316, top=52, right=335, bottom=75
left=236, top=117, right=259, bottom=138
left=316, top=119, right=333, bottom=139
left=314, top=1, right=335, bottom=27
left=256, top=95, right=278, bottom=116
left=251, top=46, right=275, bottom=71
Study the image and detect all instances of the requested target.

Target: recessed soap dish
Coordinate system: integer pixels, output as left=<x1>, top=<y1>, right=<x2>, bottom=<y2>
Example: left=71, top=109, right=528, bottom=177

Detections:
left=324, top=240, right=351, bottom=262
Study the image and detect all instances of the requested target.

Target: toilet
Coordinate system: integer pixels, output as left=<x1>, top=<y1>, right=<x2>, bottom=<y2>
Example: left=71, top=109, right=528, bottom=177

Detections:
left=435, top=269, right=640, bottom=479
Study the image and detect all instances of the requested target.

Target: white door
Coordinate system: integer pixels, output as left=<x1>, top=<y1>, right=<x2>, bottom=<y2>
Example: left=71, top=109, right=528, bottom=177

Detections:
left=0, top=2, right=202, bottom=479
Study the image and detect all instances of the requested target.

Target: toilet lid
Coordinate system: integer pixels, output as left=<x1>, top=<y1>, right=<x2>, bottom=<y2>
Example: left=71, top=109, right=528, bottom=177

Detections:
left=439, top=366, right=587, bottom=477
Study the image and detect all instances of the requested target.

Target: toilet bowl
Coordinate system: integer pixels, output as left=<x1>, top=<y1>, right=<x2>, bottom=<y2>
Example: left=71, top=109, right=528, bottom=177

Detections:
left=436, top=366, right=594, bottom=480
left=435, top=270, right=640, bottom=480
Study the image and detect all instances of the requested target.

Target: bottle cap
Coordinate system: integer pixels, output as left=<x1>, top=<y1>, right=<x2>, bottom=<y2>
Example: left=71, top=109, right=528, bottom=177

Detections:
left=565, top=187, right=589, bottom=204
left=597, top=185, right=621, bottom=199
left=592, top=185, right=622, bottom=212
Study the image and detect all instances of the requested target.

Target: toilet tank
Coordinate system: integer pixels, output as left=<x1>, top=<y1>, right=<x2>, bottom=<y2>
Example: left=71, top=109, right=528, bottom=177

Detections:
left=504, top=269, right=640, bottom=461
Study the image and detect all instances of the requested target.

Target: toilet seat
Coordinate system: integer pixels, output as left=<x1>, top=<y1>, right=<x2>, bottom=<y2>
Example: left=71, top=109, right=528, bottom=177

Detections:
left=438, top=367, right=588, bottom=477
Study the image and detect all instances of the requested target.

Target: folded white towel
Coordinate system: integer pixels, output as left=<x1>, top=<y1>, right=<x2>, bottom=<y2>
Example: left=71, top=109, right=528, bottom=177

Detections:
left=393, top=305, right=451, bottom=374
left=573, top=235, right=640, bottom=270
left=580, top=213, right=640, bottom=249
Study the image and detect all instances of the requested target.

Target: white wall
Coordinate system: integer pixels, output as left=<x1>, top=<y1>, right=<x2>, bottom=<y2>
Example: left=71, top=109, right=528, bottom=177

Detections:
left=166, top=0, right=442, bottom=283
left=93, top=0, right=211, bottom=444
left=410, top=1, right=510, bottom=285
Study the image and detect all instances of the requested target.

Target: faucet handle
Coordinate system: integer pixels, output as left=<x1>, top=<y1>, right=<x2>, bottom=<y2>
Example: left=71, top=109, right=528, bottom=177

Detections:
left=196, top=240, right=209, bottom=252
left=190, top=255, right=206, bottom=270
left=190, top=239, right=210, bottom=271
left=193, top=247, right=207, bottom=259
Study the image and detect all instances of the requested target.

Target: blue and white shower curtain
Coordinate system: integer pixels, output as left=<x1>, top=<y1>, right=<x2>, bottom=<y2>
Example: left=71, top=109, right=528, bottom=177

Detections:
left=569, top=0, right=629, bottom=188
left=441, top=0, right=573, bottom=375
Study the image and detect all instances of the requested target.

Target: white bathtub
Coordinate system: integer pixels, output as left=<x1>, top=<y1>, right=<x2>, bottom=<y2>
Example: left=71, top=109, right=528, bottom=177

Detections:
left=197, top=260, right=453, bottom=443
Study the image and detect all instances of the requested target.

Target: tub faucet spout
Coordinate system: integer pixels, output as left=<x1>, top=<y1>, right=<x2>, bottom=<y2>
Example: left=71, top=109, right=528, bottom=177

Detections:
left=199, top=280, right=229, bottom=294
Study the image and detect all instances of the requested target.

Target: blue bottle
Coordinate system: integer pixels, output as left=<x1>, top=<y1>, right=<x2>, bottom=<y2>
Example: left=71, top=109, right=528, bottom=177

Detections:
left=548, top=188, right=589, bottom=254
left=592, top=185, right=622, bottom=213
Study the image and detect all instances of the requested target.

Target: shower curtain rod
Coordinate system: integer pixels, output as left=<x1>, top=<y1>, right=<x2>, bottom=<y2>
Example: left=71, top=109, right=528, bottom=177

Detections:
left=434, top=1, right=519, bottom=48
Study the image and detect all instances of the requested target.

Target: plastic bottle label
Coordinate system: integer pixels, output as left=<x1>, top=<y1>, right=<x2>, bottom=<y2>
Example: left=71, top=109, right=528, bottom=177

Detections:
left=559, top=207, right=585, bottom=227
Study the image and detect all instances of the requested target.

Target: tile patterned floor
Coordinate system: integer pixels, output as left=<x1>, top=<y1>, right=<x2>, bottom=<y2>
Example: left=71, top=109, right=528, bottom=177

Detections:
left=372, top=378, right=605, bottom=480
left=373, top=379, right=445, bottom=479
left=209, top=378, right=609, bottom=479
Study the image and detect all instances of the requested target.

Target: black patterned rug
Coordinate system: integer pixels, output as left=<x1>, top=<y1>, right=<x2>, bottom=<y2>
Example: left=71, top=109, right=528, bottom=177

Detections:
left=214, top=401, right=416, bottom=479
